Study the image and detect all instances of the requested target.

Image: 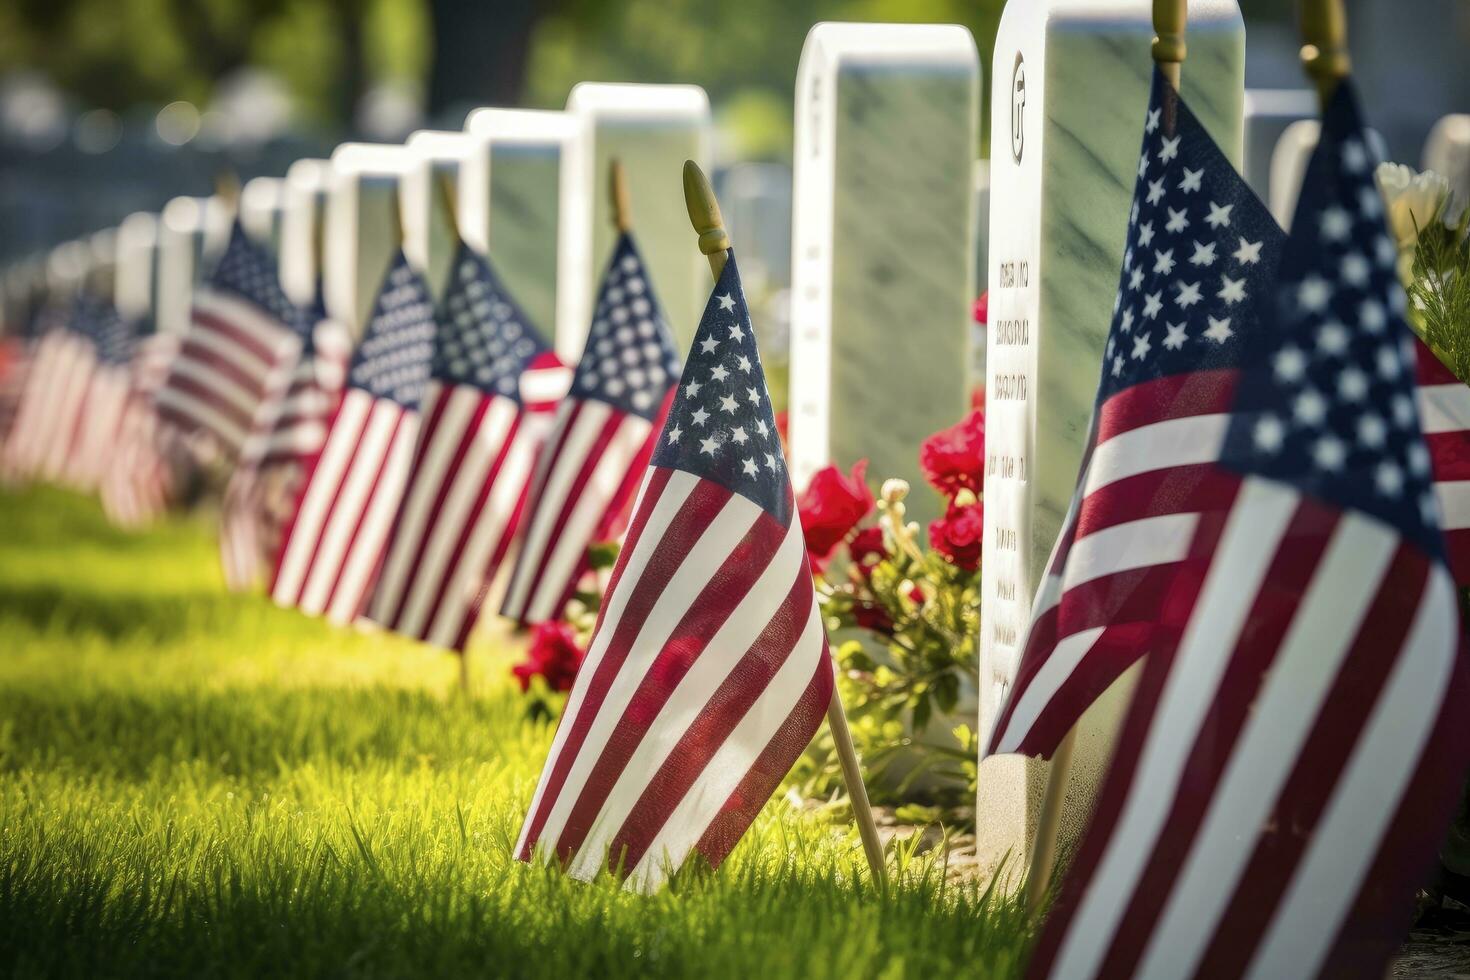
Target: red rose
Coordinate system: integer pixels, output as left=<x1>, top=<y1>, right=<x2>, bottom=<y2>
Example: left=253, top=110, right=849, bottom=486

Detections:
left=848, top=526, right=888, bottom=580
left=511, top=622, right=585, bottom=693
left=797, top=460, right=875, bottom=569
left=972, top=290, right=989, bottom=325
left=851, top=599, right=894, bottom=635
left=919, top=409, right=986, bottom=498
left=929, top=500, right=984, bottom=572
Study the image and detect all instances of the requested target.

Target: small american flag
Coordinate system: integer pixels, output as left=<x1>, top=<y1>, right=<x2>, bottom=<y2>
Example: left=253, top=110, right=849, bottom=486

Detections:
left=367, top=245, right=565, bottom=650
left=1413, top=337, right=1470, bottom=583
left=62, top=297, right=136, bottom=491
left=4, top=299, right=102, bottom=483
left=101, top=331, right=183, bottom=528
left=516, top=253, right=833, bottom=892
left=501, top=233, right=681, bottom=626
left=271, top=253, right=435, bottom=625
left=0, top=336, right=28, bottom=450
left=1018, top=73, right=1469, bottom=980
left=155, top=223, right=304, bottom=458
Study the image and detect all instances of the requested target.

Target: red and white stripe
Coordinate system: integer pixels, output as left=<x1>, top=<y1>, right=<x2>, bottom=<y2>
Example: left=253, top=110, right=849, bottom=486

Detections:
left=1027, top=477, right=1465, bottom=979
left=62, top=359, right=132, bottom=491
left=0, top=339, right=28, bottom=448
left=1413, top=336, right=1470, bottom=584
left=2, top=329, right=99, bottom=483
left=101, top=334, right=182, bottom=528
left=270, top=387, right=421, bottom=625
left=155, top=288, right=302, bottom=457
left=516, top=466, right=833, bottom=892
left=256, top=319, right=353, bottom=465
left=365, top=380, right=541, bottom=648
left=501, top=390, right=673, bottom=626
left=985, top=369, right=1240, bottom=758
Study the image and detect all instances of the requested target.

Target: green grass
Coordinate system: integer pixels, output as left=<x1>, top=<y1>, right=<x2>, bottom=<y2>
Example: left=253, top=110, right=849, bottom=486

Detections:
left=0, top=486, right=1029, bottom=978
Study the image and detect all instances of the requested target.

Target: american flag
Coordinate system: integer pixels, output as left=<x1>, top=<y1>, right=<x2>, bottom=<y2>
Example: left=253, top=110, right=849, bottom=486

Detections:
left=1017, top=73, right=1469, bottom=980
left=516, top=253, right=833, bottom=892
left=0, top=337, right=28, bottom=449
left=101, top=332, right=182, bottom=528
left=1413, top=337, right=1470, bottom=583
left=3, top=299, right=100, bottom=483
left=154, top=223, right=304, bottom=459
left=220, top=293, right=353, bottom=592
left=62, top=298, right=136, bottom=491
left=271, top=253, right=435, bottom=625
left=501, top=233, right=681, bottom=626
left=366, top=245, right=565, bottom=650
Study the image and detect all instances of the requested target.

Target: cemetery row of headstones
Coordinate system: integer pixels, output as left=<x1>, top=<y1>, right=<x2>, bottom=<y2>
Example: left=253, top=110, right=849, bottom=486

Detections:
left=2, top=5, right=1468, bottom=880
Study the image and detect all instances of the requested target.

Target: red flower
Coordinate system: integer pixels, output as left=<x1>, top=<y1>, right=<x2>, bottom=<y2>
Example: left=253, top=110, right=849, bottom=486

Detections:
left=848, top=526, right=888, bottom=580
left=972, top=291, right=989, bottom=325
left=929, top=500, right=984, bottom=572
left=919, top=409, right=986, bottom=498
left=511, top=622, right=585, bottom=693
left=851, top=599, right=894, bottom=635
left=797, top=460, right=875, bottom=569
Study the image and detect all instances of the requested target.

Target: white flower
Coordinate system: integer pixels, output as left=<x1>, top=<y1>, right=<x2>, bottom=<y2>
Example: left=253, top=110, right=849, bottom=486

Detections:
left=1375, top=162, right=1452, bottom=248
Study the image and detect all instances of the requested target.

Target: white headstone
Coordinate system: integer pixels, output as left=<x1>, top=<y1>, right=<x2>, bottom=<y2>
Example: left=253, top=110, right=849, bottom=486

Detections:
left=561, top=83, right=711, bottom=359
left=279, top=159, right=332, bottom=309
left=981, top=0, right=1245, bottom=884
left=115, top=212, right=161, bottom=328
left=402, top=130, right=474, bottom=300
left=459, top=108, right=581, bottom=347
left=971, top=160, right=991, bottom=398
left=46, top=239, right=92, bottom=300
left=239, top=177, right=287, bottom=255
left=325, top=143, right=415, bottom=339
left=788, top=23, right=981, bottom=522
left=1270, top=120, right=1389, bottom=228
left=1423, top=114, right=1470, bottom=209
left=1242, top=88, right=1317, bottom=203
left=156, top=196, right=231, bottom=335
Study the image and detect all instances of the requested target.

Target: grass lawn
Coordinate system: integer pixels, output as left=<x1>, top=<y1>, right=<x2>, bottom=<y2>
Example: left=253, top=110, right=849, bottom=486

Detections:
left=0, top=486, right=1029, bottom=978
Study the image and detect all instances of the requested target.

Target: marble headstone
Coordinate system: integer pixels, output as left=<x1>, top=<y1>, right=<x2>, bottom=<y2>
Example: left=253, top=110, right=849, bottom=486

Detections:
left=239, top=177, right=287, bottom=255
left=1424, top=114, right=1470, bottom=209
left=156, top=196, right=231, bottom=336
left=402, top=131, right=474, bottom=301
left=459, top=108, right=581, bottom=348
left=971, top=160, right=992, bottom=398
left=788, top=22, right=981, bottom=523
left=278, top=159, right=332, bottom=309
left=324, top=143, right=415, bottom=340
left=1241, top=88, right=1317, bottom=205
left=561, top=83, right=711, bottom=359
left=1270, top=121, right=1388, bottom=228
left=114, top=212, right=161, bottom=330
left=980, top=0, right=1245, bottom=885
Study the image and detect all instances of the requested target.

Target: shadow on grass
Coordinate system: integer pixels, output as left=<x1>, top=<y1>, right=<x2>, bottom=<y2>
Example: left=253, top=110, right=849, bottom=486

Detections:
left=0, top=583, right=247, bottom=644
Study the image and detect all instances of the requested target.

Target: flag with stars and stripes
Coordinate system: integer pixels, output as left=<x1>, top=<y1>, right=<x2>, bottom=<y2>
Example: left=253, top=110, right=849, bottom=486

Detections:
left=101, top=332, right=183, bottom=528
left=220, top=289, right=354, bottom=592
left=516, top=252, right=834, bottom=893
left=3, top=298, right=98, bottom=483
left=1412, top=338, right=1470, bottom=584
left=61, top=296, right=136, bottom=491
left=154, top=223, right=305, bottom=458
left=366, top=245, right=568, bottom=650
left=1021, top=73, right=1469, bottom=980
left=271, top=253, right=435, bottom=626
left=501, top=233, right=682, bottom=627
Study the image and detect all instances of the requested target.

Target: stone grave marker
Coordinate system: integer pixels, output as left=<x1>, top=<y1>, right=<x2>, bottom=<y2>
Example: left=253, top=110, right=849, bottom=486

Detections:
left=115, top=212, right=161, bottom=330
left=402, top=130, right=474, bottom=302
left=278, top=159, right=332, bottom=309
left=239, top=177, right=287, bottom=255
left=459, top=108, right=580, bottom=349
left=561, top=83, right=711, bottom=358
left=156, top=196, right=231, bottom=336
left=1424, top=114, right=1470, bottom=207
left=980, top=0, right=1245, bottom=885
left=1270, top=120, right=1388, bottom=228
left=787, top=22, right=981, bottom=523
left=1242, top=88, right=1317, bottom=204
left=324, top=143, right=415, bottom=340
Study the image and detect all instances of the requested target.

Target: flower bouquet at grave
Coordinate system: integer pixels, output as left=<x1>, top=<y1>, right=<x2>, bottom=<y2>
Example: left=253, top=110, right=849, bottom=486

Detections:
left=789, top=409, right=985, bottom=815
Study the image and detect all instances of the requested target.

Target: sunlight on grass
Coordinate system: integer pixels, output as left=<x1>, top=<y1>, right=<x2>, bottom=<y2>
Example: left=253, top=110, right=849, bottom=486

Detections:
left=0, top=487, right=1030, bottom=977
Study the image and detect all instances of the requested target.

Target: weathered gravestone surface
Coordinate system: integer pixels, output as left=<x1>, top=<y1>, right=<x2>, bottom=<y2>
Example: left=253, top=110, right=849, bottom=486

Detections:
left=115, top=212, right=161, bottom=331
left=979, top=0, right=1244, bottom=886
left=972, top=160, right=992, bottom=398
left=561, top=83, right=711, bottom=357
left=458, top=108, right=580, bottom=350
left=401, top=131, right=473, bottom=302
left=1270, top=121, right=1388, bottom=229
left=278, top=159, right=332, bottom=309
left=239, top=177, right=287, bottom=256
left=1424, top=114, right=1470, bottom=208
left=156, top=196, right=231, bottom=336
left=787, top=22, right=981, bottom=523
left=324, top=143, right=414, bottom=340
left=1242, top=88, right=1317, bottom=205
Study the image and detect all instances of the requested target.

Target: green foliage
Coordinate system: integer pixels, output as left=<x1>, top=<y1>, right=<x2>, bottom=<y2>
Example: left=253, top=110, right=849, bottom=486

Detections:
left=1407, top=204, right=1470, bottom=384
left=0, top=486, right=1030, bottom=977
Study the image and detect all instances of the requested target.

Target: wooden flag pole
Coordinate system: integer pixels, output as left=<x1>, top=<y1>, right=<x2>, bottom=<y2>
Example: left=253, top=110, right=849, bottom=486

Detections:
left=1300, top=0, right=1351, bottom=108
left=1021, top=0, right=1188, bottom=916
left=681, top=159, right=887, bottom=889
left=611, top=159, right=633, bottom=234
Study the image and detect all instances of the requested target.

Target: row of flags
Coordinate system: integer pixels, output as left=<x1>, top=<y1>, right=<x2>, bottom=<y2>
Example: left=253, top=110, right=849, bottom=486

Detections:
left=1, top=59, right=1467, bottom=979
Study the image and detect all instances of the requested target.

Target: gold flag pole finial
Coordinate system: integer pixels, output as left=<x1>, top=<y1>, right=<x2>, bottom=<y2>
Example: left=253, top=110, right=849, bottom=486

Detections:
left=1300, top=0, right=1351, bottom=107
left=682, top=160, right=730, bottom=280
left=610, top=158, right=633, bottom=234
left=1152, top=0, right=1188, bottom=90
